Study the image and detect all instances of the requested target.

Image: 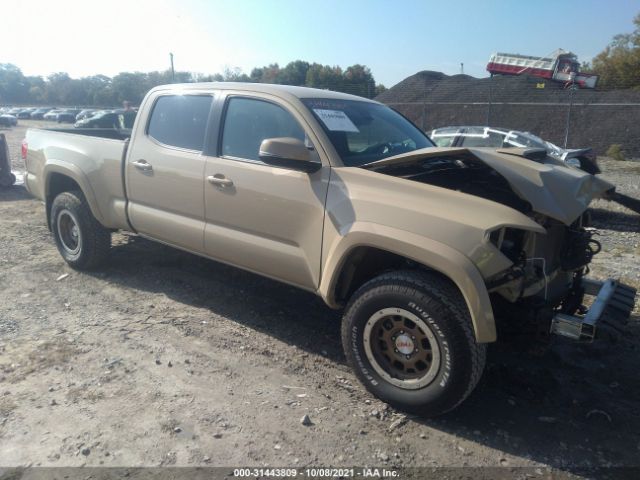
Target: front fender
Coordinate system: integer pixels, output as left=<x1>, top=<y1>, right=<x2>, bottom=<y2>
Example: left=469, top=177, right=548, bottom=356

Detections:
left=44, top=160, right=105, bottom=225
left=319, top=223, right=497, bottom=343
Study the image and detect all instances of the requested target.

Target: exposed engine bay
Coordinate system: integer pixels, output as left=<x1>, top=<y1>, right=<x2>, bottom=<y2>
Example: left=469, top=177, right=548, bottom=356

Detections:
left=366, top=153, right=533, bottom=214
left=365, top=150, right=624, bottom=342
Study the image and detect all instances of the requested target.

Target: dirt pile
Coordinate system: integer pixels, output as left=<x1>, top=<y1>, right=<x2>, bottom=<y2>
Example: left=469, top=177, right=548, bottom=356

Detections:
left=377, top=71, right=640, bottom=157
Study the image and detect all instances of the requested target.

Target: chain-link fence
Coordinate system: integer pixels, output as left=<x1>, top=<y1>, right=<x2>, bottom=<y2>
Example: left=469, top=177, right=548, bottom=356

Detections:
left=376, top=72, right=640, bottom=158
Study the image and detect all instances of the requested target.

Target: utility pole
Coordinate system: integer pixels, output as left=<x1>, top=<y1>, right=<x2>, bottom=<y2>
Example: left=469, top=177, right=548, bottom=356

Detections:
left=564, top=82, right=577, bottom=148
left=486, top=74, right=493, bottom=126
left=169, top=53, right=175, bottom=82
left=460, top=63, right=464, bottom=75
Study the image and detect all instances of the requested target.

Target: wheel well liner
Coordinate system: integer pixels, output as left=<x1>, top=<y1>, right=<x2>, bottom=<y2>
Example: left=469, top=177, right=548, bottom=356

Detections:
left=324, top=240, right=497, bottom=343
left=46, top=173, right=82, bottom=229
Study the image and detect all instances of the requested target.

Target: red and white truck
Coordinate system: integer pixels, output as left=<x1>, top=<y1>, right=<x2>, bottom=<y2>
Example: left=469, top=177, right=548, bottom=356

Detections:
left=487, top=49, right=598, bottom=88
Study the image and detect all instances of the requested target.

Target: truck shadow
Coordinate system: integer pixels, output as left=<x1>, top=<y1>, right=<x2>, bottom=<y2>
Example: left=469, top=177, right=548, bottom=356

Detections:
left=97, top=234, right=640, bottom=471
left=425, top=332, right=640, bottom=470
left=590, top=208, right=640, bottom=233
left=0, top=185, right=32, bottom=203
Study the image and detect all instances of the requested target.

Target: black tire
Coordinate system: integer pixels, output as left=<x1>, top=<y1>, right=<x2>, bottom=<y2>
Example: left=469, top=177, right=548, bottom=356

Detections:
left=0, top=173, right=15, bottom=188
left=342, top=270, right=486, bottom=417
left=577, top=157, right=600, bottom=175
left=50, top=190, right=111, bottom=269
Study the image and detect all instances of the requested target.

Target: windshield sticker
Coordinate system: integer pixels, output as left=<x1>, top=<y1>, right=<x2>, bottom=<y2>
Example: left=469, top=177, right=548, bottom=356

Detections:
left=313, top=109, right=359, bottom=133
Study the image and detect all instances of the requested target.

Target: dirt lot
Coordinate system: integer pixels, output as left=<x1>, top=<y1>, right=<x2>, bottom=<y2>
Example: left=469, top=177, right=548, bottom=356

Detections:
left=1, top=121, right=639, bottom=473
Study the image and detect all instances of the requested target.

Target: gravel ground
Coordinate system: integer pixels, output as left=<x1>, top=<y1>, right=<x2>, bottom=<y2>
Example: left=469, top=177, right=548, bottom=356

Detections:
left=0, top=121, right=639, bottom=473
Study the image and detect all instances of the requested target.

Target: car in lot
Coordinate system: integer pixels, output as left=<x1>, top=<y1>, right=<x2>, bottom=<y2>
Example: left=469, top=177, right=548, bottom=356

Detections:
left=57, top=109, right=81, bottom=123
left=30, top=108, right=53, bottom=120
left=430, top=126, right=600, bottom=174
left=75, top=109, right=96, bottom=121
left=23, top=83, right=636, bottom=416
left=43, top=109, right=65, bottom=121
left=0, top=114, right=18, bottom=127
left=73, top=111, right=128, bottom=129
left=17, top=108, right=36, bottom=119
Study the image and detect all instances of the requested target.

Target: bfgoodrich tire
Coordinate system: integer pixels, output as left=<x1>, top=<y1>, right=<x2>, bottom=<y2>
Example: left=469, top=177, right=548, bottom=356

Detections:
left=50, top=190, right=111, bottom=270
left=342, top=270, right=486, bottom=417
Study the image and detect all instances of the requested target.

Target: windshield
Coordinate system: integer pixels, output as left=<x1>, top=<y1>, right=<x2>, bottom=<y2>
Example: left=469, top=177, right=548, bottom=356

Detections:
left=302, top=98, right=433, bottom=166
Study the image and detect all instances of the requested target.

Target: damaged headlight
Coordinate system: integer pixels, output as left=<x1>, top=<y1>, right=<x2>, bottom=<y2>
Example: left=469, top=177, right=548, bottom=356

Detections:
left=487, top=227, right=527, bottom=263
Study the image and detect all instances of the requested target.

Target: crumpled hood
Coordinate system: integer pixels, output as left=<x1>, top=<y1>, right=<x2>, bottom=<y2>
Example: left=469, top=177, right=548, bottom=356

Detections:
left=363, top=147, right=615, bottom=225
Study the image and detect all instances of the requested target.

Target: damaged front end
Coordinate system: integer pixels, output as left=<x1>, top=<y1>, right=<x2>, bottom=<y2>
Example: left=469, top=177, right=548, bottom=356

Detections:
left=485, top=213, right=635, bottom=342
left=363, top=147, right=637, bottom=343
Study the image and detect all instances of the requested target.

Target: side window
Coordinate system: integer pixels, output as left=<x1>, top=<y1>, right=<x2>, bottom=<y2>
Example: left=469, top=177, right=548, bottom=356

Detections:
left=460, top=128, right=504, bottom=148
left=430, top=128, right=459, bottom=147
left=221, top=97, right=305, bottom=161
left=147, top=95, right=213, bottom=151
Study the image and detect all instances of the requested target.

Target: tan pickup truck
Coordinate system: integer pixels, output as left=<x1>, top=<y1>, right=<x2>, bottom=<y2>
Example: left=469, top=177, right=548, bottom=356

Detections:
left=23, top=83, right=637, bottom=416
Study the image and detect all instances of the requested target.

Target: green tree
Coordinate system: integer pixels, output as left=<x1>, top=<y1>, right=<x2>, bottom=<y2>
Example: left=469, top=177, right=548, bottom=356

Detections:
left=111, top=72, right=150, bottom=104
left=0, top=64, right=30, bottom=104
left=589, top=13, right=640, bottom=89
left=375, top=84, right=387, bottom=96
left=305, top=63, right=343, bottom=90
left=279, top=61, right=310, bottom=85
left=222, top=67, right=250, bottom=82
left=45, top=72, right=75, bottom=105
left=343, top=64, right=375, bottom=97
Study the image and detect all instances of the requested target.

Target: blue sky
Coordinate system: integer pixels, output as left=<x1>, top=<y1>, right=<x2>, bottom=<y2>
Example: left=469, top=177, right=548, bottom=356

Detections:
left=5, top=0, right=638, bottom=87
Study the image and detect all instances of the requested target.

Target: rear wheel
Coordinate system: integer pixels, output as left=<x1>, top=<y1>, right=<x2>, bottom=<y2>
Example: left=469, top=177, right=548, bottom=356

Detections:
left=342, top=270, right=486, bottom=417
left=50, top=190, right=111, bottom=269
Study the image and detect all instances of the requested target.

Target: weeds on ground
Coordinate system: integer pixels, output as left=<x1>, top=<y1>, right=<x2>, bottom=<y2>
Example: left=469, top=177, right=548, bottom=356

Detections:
left=606, top=144, right=627, bottom=161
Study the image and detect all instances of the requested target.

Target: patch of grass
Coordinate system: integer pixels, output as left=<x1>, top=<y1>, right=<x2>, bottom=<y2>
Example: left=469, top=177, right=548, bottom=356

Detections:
left=606, top=144, right=627, bottom=161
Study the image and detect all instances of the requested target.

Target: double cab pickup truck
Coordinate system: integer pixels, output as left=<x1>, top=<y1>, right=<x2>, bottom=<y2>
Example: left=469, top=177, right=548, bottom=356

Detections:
left=23, top=83, right=637, bottom=416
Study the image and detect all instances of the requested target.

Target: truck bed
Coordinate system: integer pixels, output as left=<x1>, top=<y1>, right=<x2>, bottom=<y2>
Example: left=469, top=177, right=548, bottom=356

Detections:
left=24, top=127, right=130, bottom=230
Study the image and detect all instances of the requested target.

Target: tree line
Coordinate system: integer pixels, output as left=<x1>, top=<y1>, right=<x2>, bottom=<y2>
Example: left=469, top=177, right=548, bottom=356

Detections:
left=0, top=60, right=387, bottom=107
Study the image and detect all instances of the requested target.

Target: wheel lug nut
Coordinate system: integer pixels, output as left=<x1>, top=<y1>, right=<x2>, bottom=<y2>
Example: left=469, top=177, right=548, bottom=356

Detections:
left=394, top=349, right=399, bottom=353
left=411, top=336, right=415, bottom=340
left=405, top=355, right=411, bottom=359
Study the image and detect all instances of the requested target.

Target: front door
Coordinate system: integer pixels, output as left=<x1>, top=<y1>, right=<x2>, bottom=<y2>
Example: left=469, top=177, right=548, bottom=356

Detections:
left=203, top=94, right=330, bottom=290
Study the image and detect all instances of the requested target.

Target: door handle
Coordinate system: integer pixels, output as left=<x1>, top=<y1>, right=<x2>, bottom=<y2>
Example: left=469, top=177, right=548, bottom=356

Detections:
left=207, top=175, right=233, bottom=187
left=132, top=159, right=153, bottom=172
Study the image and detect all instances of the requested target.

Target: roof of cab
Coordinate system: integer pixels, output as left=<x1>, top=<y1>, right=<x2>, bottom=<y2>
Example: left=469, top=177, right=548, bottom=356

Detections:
left=148, top=82, right=378, bottom=103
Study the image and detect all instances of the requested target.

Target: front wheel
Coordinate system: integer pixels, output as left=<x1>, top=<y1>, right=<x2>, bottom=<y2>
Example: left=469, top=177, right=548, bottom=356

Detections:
left=50, top=190, right=111, bottom=269
left=342, top=270, right=486, bottom=417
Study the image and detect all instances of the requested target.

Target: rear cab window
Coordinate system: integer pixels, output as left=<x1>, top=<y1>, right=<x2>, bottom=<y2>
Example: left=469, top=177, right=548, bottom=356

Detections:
left=147, top=94, right=213, bottom=151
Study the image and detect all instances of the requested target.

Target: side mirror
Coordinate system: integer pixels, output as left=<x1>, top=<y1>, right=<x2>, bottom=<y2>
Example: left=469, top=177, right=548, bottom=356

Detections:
left=259, top=137, right=321, bottom=173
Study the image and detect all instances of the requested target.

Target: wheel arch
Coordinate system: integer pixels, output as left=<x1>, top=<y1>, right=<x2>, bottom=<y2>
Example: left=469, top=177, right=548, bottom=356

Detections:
left=319, top=228, right=497, bottom=343
left=44, top=162, right=104, bottom=229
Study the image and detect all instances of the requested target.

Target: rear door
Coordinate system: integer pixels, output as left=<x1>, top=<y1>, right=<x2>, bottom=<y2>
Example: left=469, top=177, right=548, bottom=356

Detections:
left=202, top=92, right=330, bottom=290
left=126, top=91, right=214, bottom=253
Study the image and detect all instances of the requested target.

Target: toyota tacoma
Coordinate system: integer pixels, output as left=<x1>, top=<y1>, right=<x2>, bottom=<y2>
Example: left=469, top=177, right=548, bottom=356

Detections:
left=22, top=83, right=637, bottom=416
